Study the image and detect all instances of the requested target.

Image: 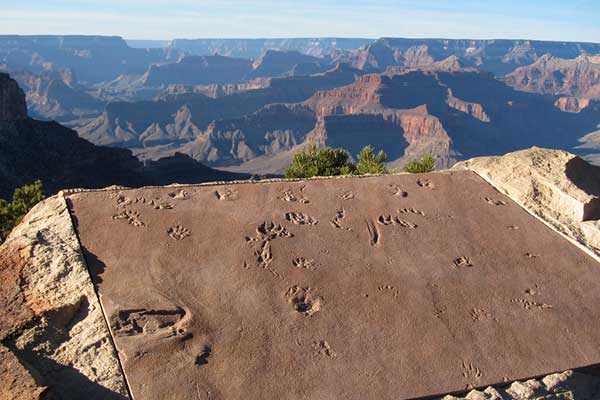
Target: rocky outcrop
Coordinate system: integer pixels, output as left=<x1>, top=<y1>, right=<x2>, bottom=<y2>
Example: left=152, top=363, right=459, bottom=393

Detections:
left=75, top=65, right=361, bottom=154
left=439, top=370, right=600, bottom=400
left=142, top=55, right=253, bottom=86
left=158, top=81, right=267, bottom=99
left=555, top=96, right=591, bottom=113
left=2, top=147, right=600, bottom=398
left=446, top=88, right=490, bottom=122
left=250, top=50, right=321, bottom=78
left=505, top=54, right=600, bottom=99
left=0, top=73, right=248, bottom=198
left=0, top=73, right=27, bottom=121
left=332, top=38, right=600, bottom=76
left=0, top=194, right=129, bottom=399
left=3, top=67, right=104, bottom=120
left=454, top=147, right=600, bottom=257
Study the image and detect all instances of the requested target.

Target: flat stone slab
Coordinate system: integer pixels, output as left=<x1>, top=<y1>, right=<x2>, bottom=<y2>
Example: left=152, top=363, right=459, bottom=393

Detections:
left=67, top=171, right=600, bottom=400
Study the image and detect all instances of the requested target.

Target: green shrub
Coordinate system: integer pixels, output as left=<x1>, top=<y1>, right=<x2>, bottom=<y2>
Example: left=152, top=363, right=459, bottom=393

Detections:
left=286, top=144, right=391, bottom=178
left=403, top=154, right=435, bottom=173
left=286, top=143, right=354, bottom=178
left=0, top=180, right=45, bottom=244
left=355, top=145, right=387, bottom=175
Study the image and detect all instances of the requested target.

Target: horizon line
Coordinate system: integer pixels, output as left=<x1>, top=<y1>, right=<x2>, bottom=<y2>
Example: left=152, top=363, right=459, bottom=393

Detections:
left=1, top=33, right=600, bottom=46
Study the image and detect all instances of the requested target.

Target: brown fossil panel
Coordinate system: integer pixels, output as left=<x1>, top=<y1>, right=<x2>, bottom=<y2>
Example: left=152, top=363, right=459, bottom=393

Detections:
left=68, top=171, right=600, bottom=400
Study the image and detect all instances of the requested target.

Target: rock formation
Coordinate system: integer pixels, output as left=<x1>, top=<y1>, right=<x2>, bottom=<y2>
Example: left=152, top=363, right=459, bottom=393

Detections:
left=454, top=147, right=600, bottom=257
left=75, top=61, right=600, bottom=175
left=0, top=73, right=248, bottom=199
left=0, top=73, right=27, bottom=121
left=0, top=194, right=128, bottom=399
left=2, top=67, right=104, bottom=120
left=141, top=55, right=254, bottom=86
left=0, top=35, right=181, bottom=83
left=332, top=38, right=600, bottom=76
left=504, top=54, right=600, bottom=100
left=3, top=147, right=600, bottom=399
left=249, top=50, right=322, bottom=78
left=166, top=37, right=372, bottom=59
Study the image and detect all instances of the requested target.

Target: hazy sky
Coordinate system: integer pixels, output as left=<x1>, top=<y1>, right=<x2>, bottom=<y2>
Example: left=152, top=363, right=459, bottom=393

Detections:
left=2, top=0, right=599, bottom=42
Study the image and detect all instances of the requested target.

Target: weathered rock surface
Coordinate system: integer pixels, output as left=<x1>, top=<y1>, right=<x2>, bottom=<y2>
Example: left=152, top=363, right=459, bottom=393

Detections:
left=4, top=147, right=600, bottom=399
left=0, top=72, right=27, bottom=121
left=454, top=147, right=600, bottom=257
left=505, top=54, right=600, bottom=99
left=0, top=194, right=129, bottom=399
left=69, top=170, right=600, bottom=400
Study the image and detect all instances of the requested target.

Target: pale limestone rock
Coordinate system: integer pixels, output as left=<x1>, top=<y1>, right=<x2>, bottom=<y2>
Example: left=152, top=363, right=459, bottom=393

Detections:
left=1, top=194, right=129, bottom=399
left=453, top=147, right=600, bottom=258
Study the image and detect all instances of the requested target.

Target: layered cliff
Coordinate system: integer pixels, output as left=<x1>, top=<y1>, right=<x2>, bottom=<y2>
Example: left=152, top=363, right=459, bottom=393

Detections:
left=333, top=38, right=600, bottom=76
left=505, top=54, right=600, bottom=98
left=0, top=35, right=181, bottom=83
left=0, top=73, right=247, bottom=198
left=142, top=55, right=253, bottom=86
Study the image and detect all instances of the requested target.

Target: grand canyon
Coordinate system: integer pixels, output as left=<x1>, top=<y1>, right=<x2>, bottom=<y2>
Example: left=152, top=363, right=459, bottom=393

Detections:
left=3, top=2, right=600, bottom=398
left=2, top=35, right=600, bottom=181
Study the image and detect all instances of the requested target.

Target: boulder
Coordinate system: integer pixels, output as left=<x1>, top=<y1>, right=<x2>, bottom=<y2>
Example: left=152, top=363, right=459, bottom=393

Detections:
left=0, top=194, right=129, bottom=399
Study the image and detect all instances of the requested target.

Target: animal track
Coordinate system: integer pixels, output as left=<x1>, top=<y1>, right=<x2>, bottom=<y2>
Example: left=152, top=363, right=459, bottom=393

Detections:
left=395, top=218, right=418, bottom=229
left=285, top=212, right=318, bottom=225
left=377, top=215, right=418, bottom=229
left=168, top=225, right=191, bottom=240
left=195, top=344, right=212, bottom=366
left=433, top=305, right=447, bottom=319
left=285, top=286, right=322, bottom=316
left=149, top=199, right=173, bottom=210
left=388, top=184, right=408, bottom=197
left=245, top=221, right=293, bottom=271
left=330, top=209, right=352, bottom=231
left=112, top=210, right=145, bottom=227
left=278, top=190, right=309, bottom=204
left=510, top=298, right=552, bottom=310
left=377, top=215, right=394, bottom=226
left=339, top=191, right=355, bottom=200
left=112, top=307, right=187, bottom=337
left=364, top=219, right=380, bottom=246
left=461, top=361, right=483, bottom=380
left=215, top=188, right=239, bottom=201
left=452, top=256, right=473, bottom=268
left=292, top=257, right=318, bottom=270
left=255, top=241, right=273, bottom=268
left=484, top=196, right=507, bottom=206
left=416, top=178, right=435, bottom=189
left=168, top=189, right=191, bottom=200
left=377, top=285, right=399, bottom=298
left=469, top=308, right=493, bottom=321
left=254, top=221, right=293, bottom=240
left=398, top=207, right=425, bottom=216
left=113, top=193, right=172, bottom=210
left=524, top=284, right=541, bottom=296
left=313, top=340, right=336, bottom=358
